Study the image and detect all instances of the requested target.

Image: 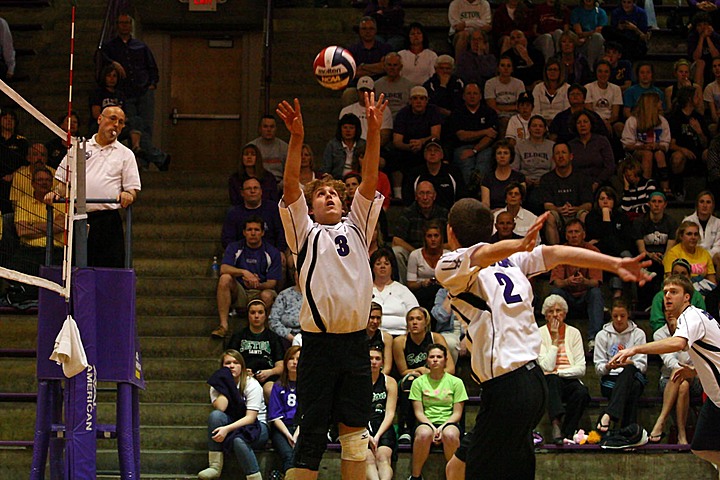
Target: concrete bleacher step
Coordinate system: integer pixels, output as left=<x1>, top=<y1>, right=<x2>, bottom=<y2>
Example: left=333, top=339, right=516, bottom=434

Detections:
left=134, top=257, right=213, bottom=277
left=133, top=239, right=221, bottom=259
left=136, top=316, right=220, bottom=337
left=135, top=296, right=215, bottom=317
left=131, top=204, right=228, bottom=224
left=139, top=335, right=223, bottom=358
left=140, top=381, right=208, bottom=404
left=133, top=223, right=222, bottom=241
left=136, top=276, right=216, bottom=297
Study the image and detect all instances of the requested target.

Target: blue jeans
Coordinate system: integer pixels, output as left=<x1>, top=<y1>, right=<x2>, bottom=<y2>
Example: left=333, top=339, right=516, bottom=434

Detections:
left=125, top=89, right=167, bottom=167
left=452, top=145, right=493, bottom=184
left=207, top=409, right=269, bottom=475
left=270, top=422, right=297, bottom=473
left=550, top=287, right=605, bottom=342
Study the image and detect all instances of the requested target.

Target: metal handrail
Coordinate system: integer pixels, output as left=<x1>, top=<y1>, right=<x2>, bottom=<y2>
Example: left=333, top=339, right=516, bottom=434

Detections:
left=46, top=200, right=133, bottom=269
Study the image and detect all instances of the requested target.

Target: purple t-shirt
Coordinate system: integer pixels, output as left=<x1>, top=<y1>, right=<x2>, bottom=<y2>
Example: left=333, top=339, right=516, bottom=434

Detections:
left=267, top=381, right=297, bottom=427
left=221, top=239, right=282, bottom=284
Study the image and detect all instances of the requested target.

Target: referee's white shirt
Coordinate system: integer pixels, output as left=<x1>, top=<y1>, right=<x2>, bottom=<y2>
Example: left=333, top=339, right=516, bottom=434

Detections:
left=279, top=189, right=383, bottom=334
left=674, top=305, right=720, bottom=407
left=436, top=244, right=546, bottom=383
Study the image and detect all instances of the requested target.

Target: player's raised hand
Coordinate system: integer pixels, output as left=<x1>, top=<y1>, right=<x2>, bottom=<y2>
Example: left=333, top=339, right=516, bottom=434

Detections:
left=364, top=91, right=388, bottom=132
left=276, top=98, right=304, bottom=137
left=521, top=211, right=549, bottom=251
left=616, top=253, right=654, bottom=285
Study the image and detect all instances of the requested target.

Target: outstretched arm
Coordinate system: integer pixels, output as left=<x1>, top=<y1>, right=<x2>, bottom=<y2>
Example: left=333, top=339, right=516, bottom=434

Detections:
left=277, top=98, right=304, bottom=205
left=468, top=212, right=548, bottom=268
left=358, top=92, right=388, bottom=201
left=542, top=246, right=653, bottom=285
left=609, top=336, right=687, bottom=367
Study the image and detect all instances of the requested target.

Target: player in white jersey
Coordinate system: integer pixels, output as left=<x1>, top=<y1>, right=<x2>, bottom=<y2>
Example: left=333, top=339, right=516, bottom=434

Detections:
left=276, top=93, right=387, bottom=480
left=611, top=274, right=720, bottom=468
left=437, top=198, right=653, bottom=480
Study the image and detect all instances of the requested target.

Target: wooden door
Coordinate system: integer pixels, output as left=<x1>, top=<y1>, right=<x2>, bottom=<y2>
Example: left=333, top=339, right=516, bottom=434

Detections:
left=168, top=37, right=243, bottom=171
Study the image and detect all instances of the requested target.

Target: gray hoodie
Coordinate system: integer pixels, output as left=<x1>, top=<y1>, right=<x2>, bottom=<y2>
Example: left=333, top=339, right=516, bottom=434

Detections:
left=594, top=320, right=648, bottom=376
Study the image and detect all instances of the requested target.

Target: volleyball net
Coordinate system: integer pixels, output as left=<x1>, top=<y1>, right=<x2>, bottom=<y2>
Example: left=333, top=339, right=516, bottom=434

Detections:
left=0, top=78, right=77, bottom=302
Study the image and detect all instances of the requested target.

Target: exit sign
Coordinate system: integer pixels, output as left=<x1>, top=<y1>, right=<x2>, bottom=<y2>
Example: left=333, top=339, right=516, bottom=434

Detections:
left=189, top=0, right=216, bottom=11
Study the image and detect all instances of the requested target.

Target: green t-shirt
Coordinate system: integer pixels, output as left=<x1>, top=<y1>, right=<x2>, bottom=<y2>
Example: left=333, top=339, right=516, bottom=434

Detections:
left=409, top=372, right=468, bottom=424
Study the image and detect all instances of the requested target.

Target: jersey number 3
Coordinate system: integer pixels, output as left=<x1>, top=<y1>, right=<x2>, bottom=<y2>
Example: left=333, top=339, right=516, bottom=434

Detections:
left=335, top=235, right=350, bottom=257
left=494, top=272, right=521, bottom=304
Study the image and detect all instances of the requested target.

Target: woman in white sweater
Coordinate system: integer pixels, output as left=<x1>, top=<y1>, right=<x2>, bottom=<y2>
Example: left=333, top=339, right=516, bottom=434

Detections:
left=538, top=294, right=590, bottom=444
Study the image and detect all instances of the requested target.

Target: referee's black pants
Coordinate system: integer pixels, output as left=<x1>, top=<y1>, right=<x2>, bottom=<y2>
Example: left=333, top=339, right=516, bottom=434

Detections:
left=464, top=361, right=547, bottom=480
left=86, top=209, right=125, bottom=268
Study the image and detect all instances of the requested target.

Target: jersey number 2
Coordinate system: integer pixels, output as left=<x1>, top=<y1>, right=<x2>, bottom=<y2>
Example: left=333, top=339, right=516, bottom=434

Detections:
left=494, top=272, right=521, bottom=304
left=335, top=235, right=350, bottom=257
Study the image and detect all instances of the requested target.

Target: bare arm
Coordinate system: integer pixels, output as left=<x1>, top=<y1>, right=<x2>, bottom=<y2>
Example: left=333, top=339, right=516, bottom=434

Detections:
left=374, top=376, right=397, bottom=440
left=383, top=331, right=394, bottom=374
left=359, top=92, right=388, bottom=200
left=277, top=98, right=304, bottom=206
left=468, top=212, right=548, bottom=268
left=610, top=336, right=687, bottom=366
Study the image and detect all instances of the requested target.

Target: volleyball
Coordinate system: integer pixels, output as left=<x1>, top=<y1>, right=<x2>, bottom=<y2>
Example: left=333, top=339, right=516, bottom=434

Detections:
left=313, top=46, right=356, bottom=90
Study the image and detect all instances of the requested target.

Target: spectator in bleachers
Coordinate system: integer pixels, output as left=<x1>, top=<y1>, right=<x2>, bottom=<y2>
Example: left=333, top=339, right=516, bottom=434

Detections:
left=88, top=65, right=128, bottom=137
left=102, top=14, right=169, bottom=171
left=553, top=31, right=591, bottom=86
left=550, top=219, right=605, bottom=348
left=407, top=220, right=447, bottom=314
left=602, top=0, right=650, bottom=61
left=268, top=346, right=300, bottom=480
left=365, top=345, right=398, bottom=480
left=404, top=139, right=465, bottom=211
left=229, top=144, right=279, bottom=206
left=492, top=182, right=538, bottom=240
left=340, top=77, right=393, bottom=147
left=367, top=302, right=394, bottom=374
left=602, top=41, right=633, bottom=91
left=664, top=221, right=717, bottom=293
left=493, top=0, right=535, bottom=53
left=538, top=142, right=594, bottom=244
left=350, top=146, right=392, bottom=210
left=343, top=172, right=362, bottom=215
left=0, top=109, right=29, bottom=213
left=409, top=343, right=465, bottom=480
left=249, top=115, right=288, bottom=185
left=372, top=247, right=419, bottom=335
left=649, top=258, right=706, bottom=333
left=484, top=56, right=526, bottom=137
left=505, top=91, right=534, bottom=145
left=393, top=309, right=456, bottom=443
left=549, top=84, right=609, bottom=143
left=538, top=294, right=590, bottom=445
left=364, top=0, right=405, bottom=51
left=650, top=308, right=704, bottom=445
left=220, top=176, right=286, bottom=250
left=703, top=58, right=720, bottom=133
left=632, top=191, right=677, bottom=307
left=512, top=115, right=554, bottom=211
left=268, top=267, right=302, bottom=345
left=392, top=86, right=443, bottom=195
left=683, top=191, right=720, bottom=275
left=374, top=53, right=414, bottom=119
left=611, top=155, right=657, bottom=222
left=448, top=0, right=492, bottom=59
left=668, top=87, right=710, bottom=198
left=570, top=0, right=607, bottom=71
left=213, top=216, right=282, bottom=339
left=298, top=144, right=318, bottom=188
left=432, top=288, right=464, bottom=362
left=10, top=167, right=64, bottom=305
left=568, top=110, right=614, bottom=190
left=584, top=186, right=634, bottom=298
left=322, top=114, right=366, bottom=180
left=197, top=350, right=268, bottom=480
left=532, top=0, right=572, bottom=62
left=423, top=55, right=465, bottom=118
left=398, top=23, right=438, bottom=87
left=500, top=30, right=544, bottom=88
left=585, top=59, right=624, bottom=138
left=227, top=299, right=285, bottom=402
left=445, top=82, right=498, bottom=184
left=46, top=111, right=79, bottom=170
left=480, top=139, right=526, bottom=211
left=489, top=211, right=522, bottom=242
left=531, top=60, right=570, bottom=122
left=665, top=59, right=704, bottom=116
left=623, top=62, right=666, bottom=118
left=344, top=16, right=392, bottom=105
left=455, top=29, right=497, bottom=88
left=621, top=91, right=671, bottom=196
left=392, top=181, right=448, bottom=283
left=10, top=143, right=54, bottom=209
left=689, top=12, right=720, bottom=89
left=594, top=299, right=648, bottom=431
left=0, top=17, right=15, bottom=80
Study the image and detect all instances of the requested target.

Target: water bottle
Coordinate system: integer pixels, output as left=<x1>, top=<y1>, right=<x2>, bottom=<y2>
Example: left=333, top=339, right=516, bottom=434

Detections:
left=211, top=256, right=220, bottom=278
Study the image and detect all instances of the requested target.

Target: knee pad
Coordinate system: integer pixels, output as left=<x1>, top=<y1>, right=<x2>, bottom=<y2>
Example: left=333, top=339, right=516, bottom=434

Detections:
left=339, top=429, right=370, bottom=462
left=293, top=429, right=327, bottom=471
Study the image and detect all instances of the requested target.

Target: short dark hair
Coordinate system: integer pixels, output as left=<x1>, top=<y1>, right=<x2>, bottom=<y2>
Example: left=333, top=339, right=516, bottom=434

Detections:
left=505, top=181, right=525, bottom=200
left=448, top=198, right=493, bottom=247
left=663, top=274, right=695, bottom=297
left=406, top=22, right=429, bottom=49
left=243, top=215, right=265, bottom=231
left=426, top=343, right=447, bottom=357
left=337, top=113, right=362, bottom=142
left=565, top=218, right=584, bottom=231
left=259, top=115, right=276, bottom=125
left=567, top=83, right=587, bottom=98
